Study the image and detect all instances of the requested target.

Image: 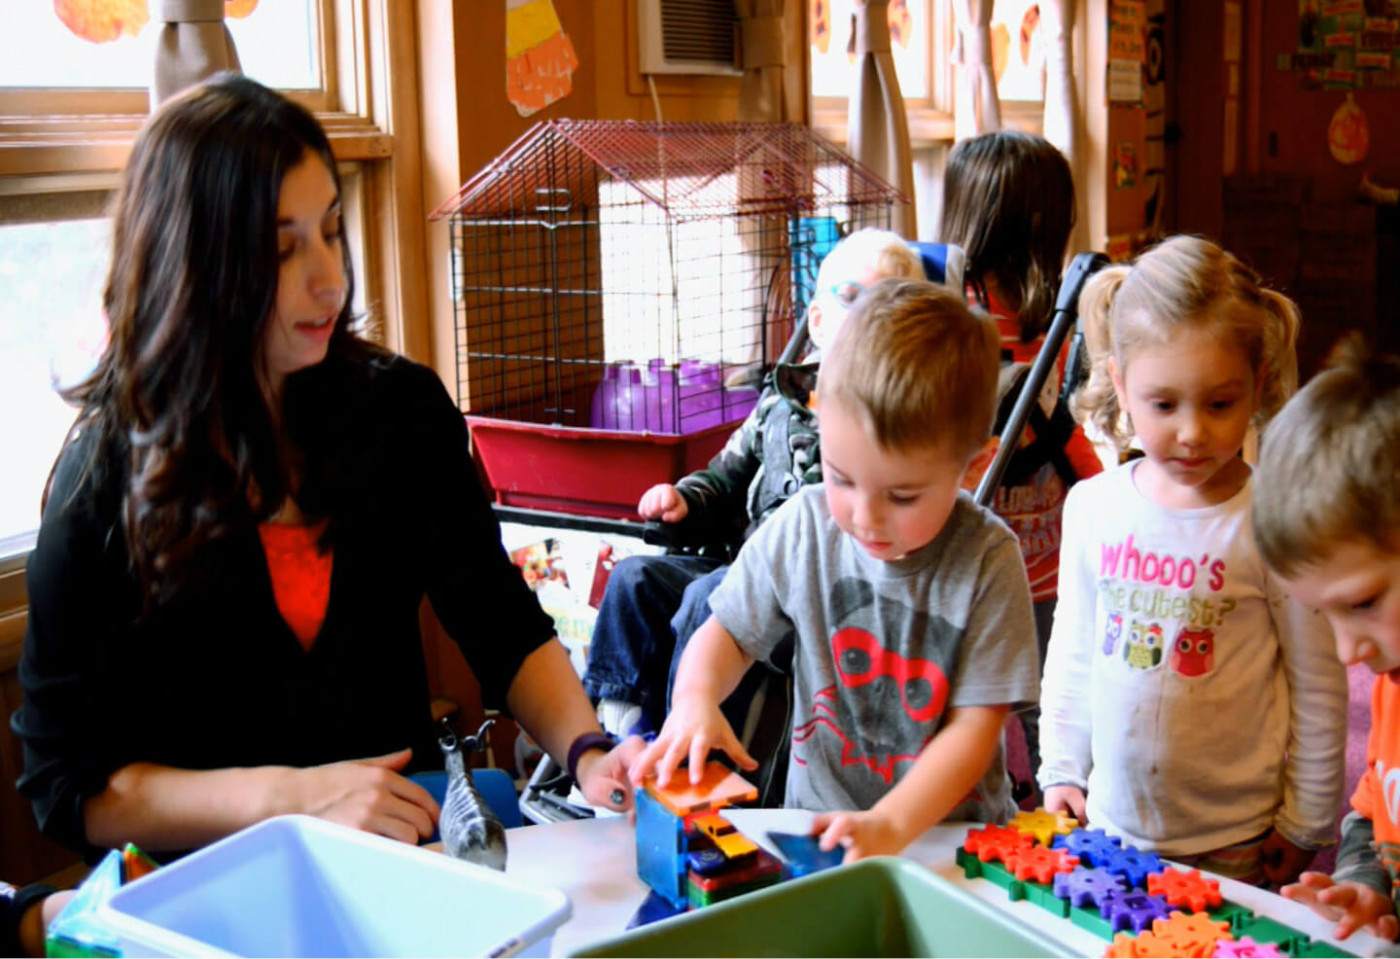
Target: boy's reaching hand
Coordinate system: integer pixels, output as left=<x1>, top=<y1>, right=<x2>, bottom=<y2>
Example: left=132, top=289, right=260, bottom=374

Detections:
left=627, top=693, right=756, bottom=789
left=637, top=483, right=689, bottom=523
left=1260, top=830, right=1316, bottom=886
left=1043, top=784, right=1086, bottom=823
left=810, top=809, right=908, bottom=863
left=1281, top=872, right=1399, bottom=941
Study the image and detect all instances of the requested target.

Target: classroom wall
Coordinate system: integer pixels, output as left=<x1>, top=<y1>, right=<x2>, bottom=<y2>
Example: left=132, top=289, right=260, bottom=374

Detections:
left=415, top=0, right=807, bottom=746
left=1172, top=0, right=1393, bottom=375
left=1257, top=2, right=1400, bottom=204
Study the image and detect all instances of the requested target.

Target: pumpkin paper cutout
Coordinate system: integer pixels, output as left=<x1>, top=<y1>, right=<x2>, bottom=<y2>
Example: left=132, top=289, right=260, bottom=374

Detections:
left=55, top=0, right=149, bottom=43
left=1020, top=4, right=1041, bottom=65
left=990, top=22, right=1010, bottom=82
left=812, top=0, right=831, bottom=53
left=889, top=0, right=913, bottom=49
left=1328, top=93, right=1369, bottom=166
left=58, top=0, right=258, bottom=43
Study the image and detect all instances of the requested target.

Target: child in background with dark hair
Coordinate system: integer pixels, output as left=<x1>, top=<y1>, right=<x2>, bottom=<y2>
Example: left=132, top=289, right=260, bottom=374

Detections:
left=1039, top=235, right=1346, bottom=886
left=631, top=279, right=1040, bottom=860
left=940, top=130, right=1104, bottom=797
left=1253, top=339, right=1400, bottom=941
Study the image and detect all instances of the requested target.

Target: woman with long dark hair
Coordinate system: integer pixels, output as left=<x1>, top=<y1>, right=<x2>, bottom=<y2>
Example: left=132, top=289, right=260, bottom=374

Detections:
left=13, top=74, right=632, bottom=859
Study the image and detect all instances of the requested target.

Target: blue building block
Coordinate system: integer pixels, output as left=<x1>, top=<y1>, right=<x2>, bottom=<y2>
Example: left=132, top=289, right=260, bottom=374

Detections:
left=634, top=787, right=688, bottom=908
left=766, top=831, right=843, bottom=879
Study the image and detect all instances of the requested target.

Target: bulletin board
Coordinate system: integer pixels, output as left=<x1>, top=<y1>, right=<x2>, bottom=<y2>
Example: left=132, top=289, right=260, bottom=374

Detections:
left=1284, top=0, right=1400, bottom=90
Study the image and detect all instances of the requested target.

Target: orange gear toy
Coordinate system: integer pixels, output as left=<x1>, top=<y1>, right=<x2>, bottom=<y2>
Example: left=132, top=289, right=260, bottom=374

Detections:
left=1003, top=844, right=1079, bottom=884
left=1104, top=932, right=1163, bottom=958
left=963, top=824, right=1034, bottom=864
left=1147, top=867, right=1222, bottom=913
left=1149, top=910, right=1233, bottom=958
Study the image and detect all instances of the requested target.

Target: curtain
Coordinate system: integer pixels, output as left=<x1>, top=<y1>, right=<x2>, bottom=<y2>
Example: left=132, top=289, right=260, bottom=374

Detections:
left=1041, top=0, right=1076, bottom=162
left=952, top=0, right=1001, bottom=139
left=1040, top=0, right=1088, bottom=253
left=734, top=0, right=788, bottom=122
left=151, top=0, right=242, bottom=108
left=848, top=0, right=917, bottom=238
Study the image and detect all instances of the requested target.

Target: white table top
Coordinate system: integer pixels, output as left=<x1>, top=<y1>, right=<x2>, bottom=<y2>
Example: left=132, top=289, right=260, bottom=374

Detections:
left=501, top=810, right=1391, bottom=957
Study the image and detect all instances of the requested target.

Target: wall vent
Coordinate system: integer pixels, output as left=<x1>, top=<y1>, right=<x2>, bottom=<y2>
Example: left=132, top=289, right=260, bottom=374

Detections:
left=637, top=0, right=742, bottom=77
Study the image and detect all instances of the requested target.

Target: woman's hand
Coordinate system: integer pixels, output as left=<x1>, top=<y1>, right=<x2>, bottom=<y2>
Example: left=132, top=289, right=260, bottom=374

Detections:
left=810, top=810, right=908, bottom=863
left=575, top=735, right=647, bottom=812
left=279, top=748, right=439, bottom=845
left=1042, top=784, right=1086, bottom=823
left=628, top=694, right=755, bottom=789
left=637, top=484, right=688, bottom=523
left=1281, top=872, right=1400, bottom=941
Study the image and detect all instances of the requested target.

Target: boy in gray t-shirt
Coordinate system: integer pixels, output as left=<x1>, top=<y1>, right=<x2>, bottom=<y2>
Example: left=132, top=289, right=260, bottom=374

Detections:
left=630, top=279, right=1039, bottom=861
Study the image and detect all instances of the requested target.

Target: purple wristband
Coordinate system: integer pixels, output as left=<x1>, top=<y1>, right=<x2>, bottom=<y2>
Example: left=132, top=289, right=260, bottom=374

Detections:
left=566, top=731, right=617, bottom=783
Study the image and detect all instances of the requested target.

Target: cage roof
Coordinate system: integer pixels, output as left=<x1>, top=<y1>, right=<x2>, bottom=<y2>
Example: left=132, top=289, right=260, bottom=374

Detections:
left=430, top=119, right=906, bottom=221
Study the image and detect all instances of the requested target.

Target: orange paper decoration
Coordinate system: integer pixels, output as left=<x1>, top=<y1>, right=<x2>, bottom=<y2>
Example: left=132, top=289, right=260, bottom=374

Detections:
left=889, top=0, right=913, bottom=48
left=55, top=0, right=149, bottom=44
left=1328, top=93, right=1370, bottom=166
left=812, top=0, right=831, bottom=53
left=226, top=0, right=259, bottom=18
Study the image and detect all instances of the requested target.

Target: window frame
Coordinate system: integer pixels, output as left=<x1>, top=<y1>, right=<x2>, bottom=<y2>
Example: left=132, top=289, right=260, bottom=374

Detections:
left=809, top=1, right=1048, bottom=240
left=811, top=0, right=958, bottom=149
left=809, top=3, right=1048, bottom=154
left=0, top=0, right=428, bottom=654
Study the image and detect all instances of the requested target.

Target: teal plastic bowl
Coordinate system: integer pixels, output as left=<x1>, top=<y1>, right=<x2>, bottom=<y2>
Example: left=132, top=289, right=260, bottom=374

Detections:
left=572, top=856, right=1070, bottom=957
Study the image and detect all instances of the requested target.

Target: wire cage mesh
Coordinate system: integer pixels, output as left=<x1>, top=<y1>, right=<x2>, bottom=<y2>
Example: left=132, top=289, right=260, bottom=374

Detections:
left=430, top=119, right=904, bottom=518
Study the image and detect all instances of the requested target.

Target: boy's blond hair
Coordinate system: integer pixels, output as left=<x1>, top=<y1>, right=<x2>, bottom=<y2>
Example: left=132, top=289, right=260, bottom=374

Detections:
left=813, top=227, right=925, bottom=304
left=1253, top=336, right=1400, bottom=577
left=1073, top=235, right=1300, bottom=452
left=819, top=278, right=1000, bottom=461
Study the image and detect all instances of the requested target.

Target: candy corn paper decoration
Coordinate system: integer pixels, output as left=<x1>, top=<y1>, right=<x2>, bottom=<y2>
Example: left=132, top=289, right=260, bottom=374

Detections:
left=506, top=0, right=580, bottom=118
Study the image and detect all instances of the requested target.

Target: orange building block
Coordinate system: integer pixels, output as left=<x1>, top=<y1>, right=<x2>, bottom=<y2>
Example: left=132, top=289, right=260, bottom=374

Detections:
left=643, top=762, right=759, bottom=816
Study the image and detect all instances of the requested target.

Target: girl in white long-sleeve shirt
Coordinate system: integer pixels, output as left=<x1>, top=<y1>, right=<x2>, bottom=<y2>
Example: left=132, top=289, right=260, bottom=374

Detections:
left=1038, top=236, right=1347, bottom=886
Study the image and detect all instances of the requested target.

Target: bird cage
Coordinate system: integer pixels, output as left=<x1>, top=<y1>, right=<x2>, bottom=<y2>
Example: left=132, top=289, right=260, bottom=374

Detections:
left=430, top=119, right=904, bottom=519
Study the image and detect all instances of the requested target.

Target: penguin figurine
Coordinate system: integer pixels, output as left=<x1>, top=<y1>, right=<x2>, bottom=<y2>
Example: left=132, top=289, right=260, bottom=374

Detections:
left=437, top=718, right=508, bottom=871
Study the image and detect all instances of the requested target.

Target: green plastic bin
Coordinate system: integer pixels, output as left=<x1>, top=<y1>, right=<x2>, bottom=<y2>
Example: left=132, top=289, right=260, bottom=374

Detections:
left=572, top=857, right=1072, bottom=957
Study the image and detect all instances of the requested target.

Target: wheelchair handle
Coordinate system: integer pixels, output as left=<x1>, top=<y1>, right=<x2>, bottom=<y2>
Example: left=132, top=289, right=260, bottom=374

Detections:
left=973, top=252, right=1110, bottom=509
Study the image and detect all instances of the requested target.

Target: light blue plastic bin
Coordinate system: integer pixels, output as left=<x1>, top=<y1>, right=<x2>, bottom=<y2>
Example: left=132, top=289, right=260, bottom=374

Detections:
left=97, top=815, right=569, bottom=958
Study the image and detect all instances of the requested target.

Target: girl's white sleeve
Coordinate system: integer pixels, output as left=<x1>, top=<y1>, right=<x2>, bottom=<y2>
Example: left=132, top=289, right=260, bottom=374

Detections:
left=1036, top=482, right=1097, bottom=791
left=1266, top=569, right=1347, bottom=848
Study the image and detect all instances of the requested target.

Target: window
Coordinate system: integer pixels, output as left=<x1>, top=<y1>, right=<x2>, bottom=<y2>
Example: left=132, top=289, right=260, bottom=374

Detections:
left=0, top=3, right=318, bottom=92
left=988, top=0, right=1048, bottom=103
left=0, top=194, right=111, bottom=553
left=809, top=0, right=1045, bottom=238
left=598, top=175, right=765, bottom=367
left=0, top=1, right=424, bottom=595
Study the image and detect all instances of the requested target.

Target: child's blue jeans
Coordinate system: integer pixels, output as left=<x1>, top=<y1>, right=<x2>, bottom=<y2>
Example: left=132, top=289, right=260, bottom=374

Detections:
left=582, top=554, right=769, bottom=738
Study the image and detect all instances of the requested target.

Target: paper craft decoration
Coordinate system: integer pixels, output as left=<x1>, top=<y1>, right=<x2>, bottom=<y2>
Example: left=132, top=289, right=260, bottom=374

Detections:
left=506, top=0, right=579, bottom=117
left=57, top=0, right=257, bottom=43
left=55, top=0, right=148, bottom=42
left=1328, top=92, right=1370, bottom=164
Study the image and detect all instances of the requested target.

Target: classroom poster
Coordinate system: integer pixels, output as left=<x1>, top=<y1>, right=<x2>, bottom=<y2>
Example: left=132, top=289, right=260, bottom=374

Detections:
left=1290, top=0, right=1400, bottom=90
left=1108, top=0, right=1146, bottom=105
